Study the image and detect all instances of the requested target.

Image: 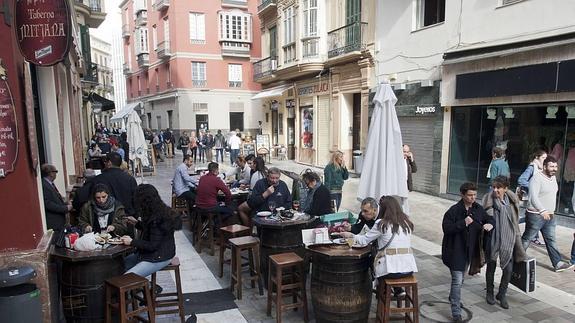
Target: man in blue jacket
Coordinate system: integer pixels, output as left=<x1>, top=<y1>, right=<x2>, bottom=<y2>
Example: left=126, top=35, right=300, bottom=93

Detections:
left=247, top=167, right=292, bottom=214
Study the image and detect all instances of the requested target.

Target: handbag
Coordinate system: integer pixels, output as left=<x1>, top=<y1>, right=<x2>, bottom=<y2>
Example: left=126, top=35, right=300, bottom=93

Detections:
left=510, top=258, right=536, bottom=293
left=373, top=233, right=396, bottom=277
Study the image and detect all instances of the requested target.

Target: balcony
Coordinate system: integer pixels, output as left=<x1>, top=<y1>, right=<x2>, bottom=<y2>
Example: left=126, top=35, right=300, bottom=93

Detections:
left=258, top=0, right=277, bottom=15
left=229, top=81, right=242, bottom=88
left=253, top=56, right=277, bottom=81
left=82, top=62, right=99, bottom=83
left=137, top=53, right=150, bottom=68
left=122, top=24, right=130, bottom=38
left=327, top=22, right=368, bottom=59
left=192, top=80, right=207, bottom=88
left=222, top=0, right=248, bottom=9
left=123, top=63, right=131, bottom=75
left=74, top=0, right=106, bottom=28
left=156, top=40, right=171, bottom=59
left=302, top=38, right=319, bottom=58
left=221, top=41, right=251, bottom=58
left=135, top=10, right=148, bottom=26
left=153, top=0, right=170, bottom=11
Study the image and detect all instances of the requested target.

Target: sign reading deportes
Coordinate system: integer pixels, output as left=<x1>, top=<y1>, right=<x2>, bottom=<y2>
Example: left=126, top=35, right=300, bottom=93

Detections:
left=15, top=0, right=71, bottom=66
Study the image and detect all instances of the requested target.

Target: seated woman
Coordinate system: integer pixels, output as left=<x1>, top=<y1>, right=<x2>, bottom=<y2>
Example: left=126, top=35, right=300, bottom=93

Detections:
left=340, top=196, right=418, bottom=295
left=301, top=171, right=332, bottom=216
left=88, top=143, right=102, bottom=158
left=249, top=156, right=267, bottom=190
left=78, top=183, right=127, bottom=235
left=121, top=184, right=181, bottom=277
left=343, top=197, right=378, bottom=234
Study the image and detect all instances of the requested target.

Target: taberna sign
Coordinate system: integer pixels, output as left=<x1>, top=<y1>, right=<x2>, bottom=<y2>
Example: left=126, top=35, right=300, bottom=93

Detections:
left=15, top=0, right=72, bottom=66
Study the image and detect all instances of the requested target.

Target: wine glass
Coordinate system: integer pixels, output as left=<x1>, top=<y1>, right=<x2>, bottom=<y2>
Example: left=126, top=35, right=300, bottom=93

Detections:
left=268, top=201, right=277, bottom=214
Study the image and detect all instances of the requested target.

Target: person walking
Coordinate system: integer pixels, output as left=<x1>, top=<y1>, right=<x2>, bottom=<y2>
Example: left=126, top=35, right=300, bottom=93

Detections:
left=178, top=132, right=191, bottom=157
left=163, top=128, right=174, bottom=158
left=482, top=176, right=527, bottom=309
left=488, top=147, right=510, bottom=182
left=214, top=130, right=225, bottom=163
left=228, top=131, right=242, bottom=165
left=324, top=151, right=349, bottom=211
left=517, top=149, right=547, bottom=245
left=521, top=156, right=573, bottom=272
left=205, top=131, right=215, bottom=162
left=189, top=131, right=198, bottom=163
left=442, top=182, right=493, bottom=322
left=403, top=144, right=418, bottom=192
left=197, top=131, right=206, bottom=163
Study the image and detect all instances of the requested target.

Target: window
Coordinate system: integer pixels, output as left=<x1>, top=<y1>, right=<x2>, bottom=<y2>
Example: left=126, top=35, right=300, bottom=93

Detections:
left=189, top=13, right=206, bottom=44
left=501, top=0, right=524, bottom=5
left=135, top=27, right=149, bottom=54
left=302, top=0, right=318, bottom=37
left=228, top=64, right=242, bottom=88
left=167, top=110, right=173, bottom=129
left=155, top=68, right=159, bottom=90
left=163, top=17, right=169, bottom=44
left=191, top=62, right=206, bottom=87
left=278, top=113, right=284, bottom=135
left=416, top=0, right=445, bottom=29
left=166, top=63, right=171, bottom=86
left=196, top=114, right=209, bottom=131
left=152, top=25, right=157, bottom=50
left=229, top=112, right=244, bottom=131
left=283, top=6, right=296, bottom=63
left=218, top=11, right=252, bottom=42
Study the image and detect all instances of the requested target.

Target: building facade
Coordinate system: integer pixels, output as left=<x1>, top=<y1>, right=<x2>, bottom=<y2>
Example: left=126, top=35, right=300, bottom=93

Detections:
left=254, top=0, right=375, bottom=168
left=90, top=35, right=116, bottom=128
left=119, top=0, right=263, bottom=137
left=376, top=0, right=575, bottom=219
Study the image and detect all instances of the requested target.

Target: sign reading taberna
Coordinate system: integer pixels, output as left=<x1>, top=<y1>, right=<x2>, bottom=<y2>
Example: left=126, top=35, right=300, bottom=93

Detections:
left=15, top=0, right=71, bottom=66
left=0, top=61, right=19, bottom=178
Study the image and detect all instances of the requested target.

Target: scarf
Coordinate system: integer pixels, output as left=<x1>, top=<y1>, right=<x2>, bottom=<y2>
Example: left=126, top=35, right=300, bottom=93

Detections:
left=93, top=195, right=116, bottom=217
left=490, top=195, right=516, bottom=268
left=303, top=182, right=321, bottom=213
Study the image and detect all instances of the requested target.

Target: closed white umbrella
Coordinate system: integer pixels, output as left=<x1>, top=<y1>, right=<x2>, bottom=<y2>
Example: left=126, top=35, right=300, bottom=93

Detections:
left=127, top=111, right=149, bottom=174
left=357, top=83, right=408, bottom=206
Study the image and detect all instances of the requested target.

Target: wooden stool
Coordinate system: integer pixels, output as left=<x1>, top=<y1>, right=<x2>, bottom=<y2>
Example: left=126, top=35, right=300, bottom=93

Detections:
left=171, top=193, right=189, bottom=215
left=229, top=236, right=264, bottom=300
left=377, top=275, right=419, bottom=323
left=219, top=224, right=251, bottom=278
left=195, top=209, right=221, bottom=256
left=151, top=257, right=185, bottom=323
left=105, top=273, right=155, bottom=323
left=267, top=252, right=308, bottom=323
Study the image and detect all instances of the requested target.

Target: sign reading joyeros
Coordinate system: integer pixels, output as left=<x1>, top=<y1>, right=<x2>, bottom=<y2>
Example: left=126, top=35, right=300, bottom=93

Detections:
left=415, top=106, right=436, bottom=115
left=0, top=63, right=19, bottom=178
left=15, top=0, right=72, bottom=66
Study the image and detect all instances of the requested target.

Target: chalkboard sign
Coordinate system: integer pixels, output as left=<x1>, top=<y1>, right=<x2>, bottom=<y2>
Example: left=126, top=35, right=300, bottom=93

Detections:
left=256, top=134, right=270, bottom=151
left=243, top=143, right=255, bottom=156
left=137, top=144, right=156, bottom=176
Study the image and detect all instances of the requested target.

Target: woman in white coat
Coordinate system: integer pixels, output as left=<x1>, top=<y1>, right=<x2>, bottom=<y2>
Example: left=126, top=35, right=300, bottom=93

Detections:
left=340, top=196, right=418, bottom=295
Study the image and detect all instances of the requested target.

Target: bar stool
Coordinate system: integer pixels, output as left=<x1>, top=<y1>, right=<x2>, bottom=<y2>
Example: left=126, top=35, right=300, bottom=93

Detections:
left=195, top=209, right=220, bottom=256
left=151, top=257, right=185, bottom=323
left=377, top=275, right=419, bottom=323
left=267, top=252, right=308, bottom=323
left=219, top=224, right=251, bottom=278
left=229, top=236, right=264, bottom=300
left=171, top=193, right=189, bottom=215
left=105, top=273, right=155, bottom=323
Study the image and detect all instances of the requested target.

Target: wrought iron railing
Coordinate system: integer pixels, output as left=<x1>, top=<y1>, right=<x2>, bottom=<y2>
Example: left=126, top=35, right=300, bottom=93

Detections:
left=258, top=0, right=277, bottom=13
left=302, top=38, right=319, bottom=58
left=327, top=22, right=367, bottom=58
left=192, top=80, right=207, bottom=87
left=137, top=53, right=150, bottom=67
left=83, top=62, right=98, bottom=83
left=253, top=56, right=277, bottom=80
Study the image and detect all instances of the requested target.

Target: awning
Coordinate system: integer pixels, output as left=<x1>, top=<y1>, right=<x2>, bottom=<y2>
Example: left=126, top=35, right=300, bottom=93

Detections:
left=251, top=85, right=291, bottom=100
left=88, top=92, right=115, bottom=111
left=110, top=102, right=141, bottom=122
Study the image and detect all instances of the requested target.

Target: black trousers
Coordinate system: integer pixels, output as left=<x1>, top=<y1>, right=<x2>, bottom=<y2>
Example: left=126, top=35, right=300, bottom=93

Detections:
left=486, top=258, right=513, bottom=293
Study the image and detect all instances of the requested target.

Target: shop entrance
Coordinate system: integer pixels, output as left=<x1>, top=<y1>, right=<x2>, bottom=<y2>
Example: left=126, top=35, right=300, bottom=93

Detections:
left=352, top=93, right=361, bottom=151
left=287, top=117, right=295, bottom=159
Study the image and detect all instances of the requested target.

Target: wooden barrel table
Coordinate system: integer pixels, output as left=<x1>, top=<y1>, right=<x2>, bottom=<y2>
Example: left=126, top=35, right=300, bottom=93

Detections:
left=307, top=244, right=373, bottom=323
left=51, top=245, right=134, bottom=322
left=253, top=215, right=319, bottom=288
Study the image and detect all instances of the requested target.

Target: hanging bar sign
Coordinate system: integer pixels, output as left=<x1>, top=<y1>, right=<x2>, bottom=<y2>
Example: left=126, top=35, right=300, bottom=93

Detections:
left=14, top=0, right=71, bottom=66
left=0, top=60, right=19, bottom=178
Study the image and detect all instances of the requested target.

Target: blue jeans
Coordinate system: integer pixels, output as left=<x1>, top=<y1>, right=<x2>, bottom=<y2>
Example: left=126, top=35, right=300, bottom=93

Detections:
left=570, top=233, right=575, bottom=265
left=449, top=270, right=465, bottom=318
left=330, top=193, right=342, bottom=211
left=521, top=211, right=562, bottom=268
left=230, top=149, right=240, bottom=164
left=124, top=253, right=171, bottom=278
left=215, top=148, right=224, bottom=163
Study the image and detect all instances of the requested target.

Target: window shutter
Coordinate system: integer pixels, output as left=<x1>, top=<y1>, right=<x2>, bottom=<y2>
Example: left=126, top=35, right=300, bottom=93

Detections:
left=317, top=96, right=331, bottom=167
left=198, top=14, right=206, bottom=41
left=189, top=13, right=196, bottom=40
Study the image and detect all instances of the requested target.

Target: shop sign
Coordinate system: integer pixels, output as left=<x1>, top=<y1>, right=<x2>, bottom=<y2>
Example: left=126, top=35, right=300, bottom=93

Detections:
left=415, top=106, right=436, bottom=115
left=15, top=0, right=71, bottom=66
left=0, top=61, right=19, bottom=178
left=297, top=82, right=329, bottom=97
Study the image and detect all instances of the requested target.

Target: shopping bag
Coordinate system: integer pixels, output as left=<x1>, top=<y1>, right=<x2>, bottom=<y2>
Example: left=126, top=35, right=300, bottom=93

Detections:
left=510, top=258, right=536, bottom=293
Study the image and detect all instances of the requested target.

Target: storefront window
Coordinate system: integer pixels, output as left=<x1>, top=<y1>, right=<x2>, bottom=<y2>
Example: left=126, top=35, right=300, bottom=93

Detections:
left=448, top=104, right=575, bottom=217
left=301, top=106, right=313, bottom=148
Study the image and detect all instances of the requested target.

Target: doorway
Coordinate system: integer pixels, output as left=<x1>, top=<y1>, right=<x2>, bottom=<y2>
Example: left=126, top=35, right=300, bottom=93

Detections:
left=352, top=93, right=361, bottom=151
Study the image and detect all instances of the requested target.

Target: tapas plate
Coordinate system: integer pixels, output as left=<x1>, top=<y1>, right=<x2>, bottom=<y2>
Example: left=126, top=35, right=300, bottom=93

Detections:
left=257, top=211, right=272, bottom=217
left=332, top=238, right=348, bottom=245
left=108, top=238, right=123, bottom=245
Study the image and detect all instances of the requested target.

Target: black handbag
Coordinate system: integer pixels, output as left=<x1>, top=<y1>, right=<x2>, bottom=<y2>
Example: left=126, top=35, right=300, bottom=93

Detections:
left=510, top=258, right=536, bottom=293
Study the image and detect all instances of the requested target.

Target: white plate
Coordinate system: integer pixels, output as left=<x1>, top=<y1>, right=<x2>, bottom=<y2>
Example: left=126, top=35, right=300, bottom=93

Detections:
left=332, top=238, right=347, bottom=245
left=257, top=211, right=272, bottom=217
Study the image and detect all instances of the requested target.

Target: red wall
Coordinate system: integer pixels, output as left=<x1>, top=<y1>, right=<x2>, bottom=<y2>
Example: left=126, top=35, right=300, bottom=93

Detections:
left=0, top=6, right=44, bottom=251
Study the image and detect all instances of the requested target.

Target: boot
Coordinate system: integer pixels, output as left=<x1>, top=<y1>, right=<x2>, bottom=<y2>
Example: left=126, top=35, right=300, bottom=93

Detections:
left=486, top=288, right=495, bottom=305
left=496, top=289, right=509, bottom=309
left=485, top=265, right=496, bottom=305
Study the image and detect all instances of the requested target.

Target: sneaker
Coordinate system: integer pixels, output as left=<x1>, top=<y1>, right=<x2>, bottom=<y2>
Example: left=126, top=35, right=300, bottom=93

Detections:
left=452, top=315, right=463, bottom=322
left=532, top=238, right=545, bottom=246
left=554, top=262, right=574, bottom=272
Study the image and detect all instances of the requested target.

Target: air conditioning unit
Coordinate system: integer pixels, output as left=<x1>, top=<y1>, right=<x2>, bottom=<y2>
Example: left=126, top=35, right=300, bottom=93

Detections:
left=420, top=79, right=434, bottom=87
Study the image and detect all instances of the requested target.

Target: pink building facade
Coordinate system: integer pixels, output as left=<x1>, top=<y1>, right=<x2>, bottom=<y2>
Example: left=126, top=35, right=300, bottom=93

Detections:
left=120, top=0, right=263, bottom=136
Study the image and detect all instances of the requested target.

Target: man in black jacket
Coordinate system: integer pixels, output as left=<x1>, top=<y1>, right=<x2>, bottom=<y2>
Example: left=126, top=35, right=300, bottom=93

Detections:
left=344, top=197, right=378, bottom=234
left=301, top=172, right=332, bottom=216
left=41, top=164, right=72, bottom=231
left=93, top=152, right=138, bottom=216
left=442, top=182, right=493, bottom=322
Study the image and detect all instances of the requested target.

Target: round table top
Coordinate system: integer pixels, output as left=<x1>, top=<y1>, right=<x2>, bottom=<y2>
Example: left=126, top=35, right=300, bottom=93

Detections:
left=50, top=244, right=134, bottom=262
left=254, top=215, right=318, bottom=228
left=306, top=243, right=372, bottom=259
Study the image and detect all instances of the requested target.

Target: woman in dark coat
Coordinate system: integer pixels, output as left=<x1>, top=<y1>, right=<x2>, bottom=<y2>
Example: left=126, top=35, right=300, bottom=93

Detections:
left=121, top=184, right=181, bottom=277
left=301, top=172, right=332, bottom=216
left=78, top=183, right=127, bottom=235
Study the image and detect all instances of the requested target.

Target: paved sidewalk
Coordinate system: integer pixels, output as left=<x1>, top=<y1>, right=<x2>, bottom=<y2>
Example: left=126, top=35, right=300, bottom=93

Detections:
left=143, top=155, right=575, bottom=322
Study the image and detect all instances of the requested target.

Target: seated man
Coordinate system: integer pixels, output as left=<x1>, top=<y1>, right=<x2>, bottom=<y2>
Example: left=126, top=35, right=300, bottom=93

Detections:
left=173, top=155, right=199, bottom=212
left=239, top=167, right=292, bottom=225
left=195, top=162, right=233, bottom=217
left=343, top=197, right=378, bottom=234
left=226, top=155, right=253, bottom=188
left=301, top=171, right=332, bottom=216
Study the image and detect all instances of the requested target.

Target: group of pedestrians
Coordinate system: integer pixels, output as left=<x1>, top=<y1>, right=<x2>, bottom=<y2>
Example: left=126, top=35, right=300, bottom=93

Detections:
left=176, top=129, right=241, bottom=164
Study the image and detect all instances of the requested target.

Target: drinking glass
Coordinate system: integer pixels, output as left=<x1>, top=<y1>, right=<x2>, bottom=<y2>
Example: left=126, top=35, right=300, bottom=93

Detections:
left=292, top=200, right=300, bottom=211
left=268, top=201, right=277, bottom=214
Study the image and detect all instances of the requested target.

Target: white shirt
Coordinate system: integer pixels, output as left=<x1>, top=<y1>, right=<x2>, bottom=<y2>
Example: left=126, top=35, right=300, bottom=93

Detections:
left=250, top=171, right=266, bottom=189
left=354, top=220, right=418, bottom=277
left=229, top=135, right=242, bottom=150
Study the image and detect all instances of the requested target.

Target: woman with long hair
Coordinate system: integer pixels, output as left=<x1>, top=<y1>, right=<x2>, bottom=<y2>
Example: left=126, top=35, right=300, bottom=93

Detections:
left=249, top=156, right=267, bottom=189
left=340, top=196, right=418, bottom=294
left=324, top=151, right=349, bottom=211
left=517, top=149, right=547, bottom=245
left=78, top=183, right=127, bottom=235
left=189, top=131, right=198, bottom=163
left=121, top=184, right=181, bottom=277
